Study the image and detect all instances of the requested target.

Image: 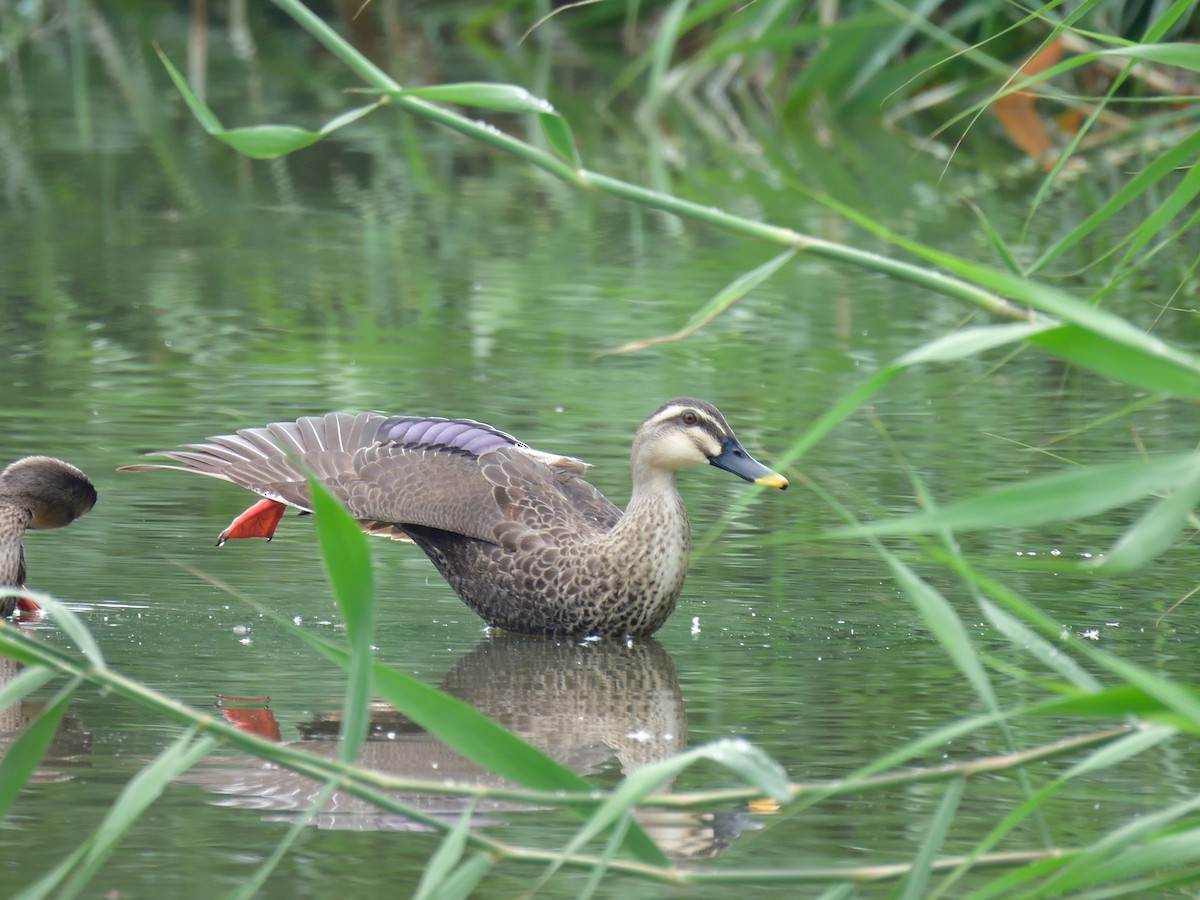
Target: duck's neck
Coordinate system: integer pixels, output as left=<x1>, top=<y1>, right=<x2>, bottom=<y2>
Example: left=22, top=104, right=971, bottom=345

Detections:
left=0, top=504, right=28, bottom=587
left=608, top=464, right=691, bottom=560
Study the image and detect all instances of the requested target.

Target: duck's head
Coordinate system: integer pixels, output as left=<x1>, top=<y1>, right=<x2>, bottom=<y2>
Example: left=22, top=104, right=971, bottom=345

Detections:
left=634, top=399, right=788, bottom=489
left=0, top=456, right=98, bottom=529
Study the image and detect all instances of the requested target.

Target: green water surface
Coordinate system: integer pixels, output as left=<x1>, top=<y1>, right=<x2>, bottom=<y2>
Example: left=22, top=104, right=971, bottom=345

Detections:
left=1, top=10, right=1197, bottom=898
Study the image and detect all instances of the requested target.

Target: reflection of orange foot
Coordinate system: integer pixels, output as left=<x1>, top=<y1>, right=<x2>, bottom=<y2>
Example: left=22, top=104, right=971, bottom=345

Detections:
left=216, top=696, right=281, bottom=741
left=216, top=498, right=287, bottom=546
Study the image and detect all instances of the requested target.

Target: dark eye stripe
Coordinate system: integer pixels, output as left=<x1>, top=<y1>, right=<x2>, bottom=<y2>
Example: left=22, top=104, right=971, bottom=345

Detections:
left=645, top=403, right=731, bottom=443
left=676, top=409, right=726, bottom=442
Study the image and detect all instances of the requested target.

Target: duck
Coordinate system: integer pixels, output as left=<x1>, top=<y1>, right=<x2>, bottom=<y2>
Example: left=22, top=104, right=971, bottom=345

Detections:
left=0, top=456, right=98, bottom=618
left=120, top=399, right=788, bottom=636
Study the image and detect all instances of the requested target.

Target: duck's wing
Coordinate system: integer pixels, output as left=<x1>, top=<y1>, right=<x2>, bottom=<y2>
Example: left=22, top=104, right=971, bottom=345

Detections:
left=122, top=412, right=622, bottom=543
left=119, top=412, right=389, bottom=512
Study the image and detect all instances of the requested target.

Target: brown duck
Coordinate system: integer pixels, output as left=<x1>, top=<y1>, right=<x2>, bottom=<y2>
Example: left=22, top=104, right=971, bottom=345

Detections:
left=121, top=399, right=787, bottom=636
left=0, top=457, right=98, bottom=618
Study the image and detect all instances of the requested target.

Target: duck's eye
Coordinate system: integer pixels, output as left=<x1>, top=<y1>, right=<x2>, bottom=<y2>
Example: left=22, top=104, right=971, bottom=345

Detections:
left=681, top=411, right=699, bottom=426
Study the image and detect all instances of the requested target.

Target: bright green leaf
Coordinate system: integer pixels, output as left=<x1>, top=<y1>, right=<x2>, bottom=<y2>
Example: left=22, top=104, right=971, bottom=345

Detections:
left=1099, top=41, right=1200, bottom=73
left=1092, top=462, right=1200, bottom=573
left=886, top=552, right=998, bottom=710
left=383, top=83, right=555, bottom=114
left=0, top=679, right=77, bottom=822
left=980, top=599, right=1102, bottom=692
left=47, top=729, right=218, bottom=900
left=535, top=737, right=788, bottom=888
left=308, top=477, right=374, bottom=765
left=838, top=453, right=1200, bottom=536
left=413, top=800, right=488, bottom=900
left=539, top=112, right=581, bottom=167
left=215, top=125, right=323, bottom=158
left=158, top=46, right=376, bottom=160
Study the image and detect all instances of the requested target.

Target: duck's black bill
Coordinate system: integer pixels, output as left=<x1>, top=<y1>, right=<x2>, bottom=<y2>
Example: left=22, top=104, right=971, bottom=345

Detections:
left=709, top=438, right=789, bottom=490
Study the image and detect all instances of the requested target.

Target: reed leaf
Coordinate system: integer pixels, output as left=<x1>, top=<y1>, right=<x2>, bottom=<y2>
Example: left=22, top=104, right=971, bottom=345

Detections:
left=896, top=778, right=964, bottom=900
left=885, top=551, right=998, bottom=711
left=20, top=728, right=218, bottom=900
left=837, top=452, right=1200, bottom=537
left=979, top=599, right=1102, bottom=692
left=378, top=83, right=555, bottom=113
left=412, top=800, right=490, bottom=900
left=0, top=679, right=78, bottom=823
left=597, top=249, right=797, bottom=356
left=157, top=46, right=377, bottom=159
left=0, top=663, right=57, bottom=723
left=534, top=737, right=789, bottom=888
left=308, top=477, right=374, bottom=763
left=14, top=591, right=107, bottom=668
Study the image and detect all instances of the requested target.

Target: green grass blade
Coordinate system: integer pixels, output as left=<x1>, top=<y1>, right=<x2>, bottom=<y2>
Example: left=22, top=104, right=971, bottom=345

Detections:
left=597, top=249, right=797, bottom=355
left=701, top=322, right=1050, bottom=550
left=412, top=798, right=482, bottom=900
left=36, top=728, right=218, bottom=900
left=17, top=590, right=107, bottom=668
left=896, top=323, right=1053, bottom=366
left=816, top=886, right=859, bottom=900
left=979, top=599, right=1101, bottom=692
left=836, top=453, right=1200, bottom=537
left=376, top=663, right=666, bottom=865
left=963, top=199, right=1023, bottom=275
left=367, top=665, right=585, bottom=792
left=158, top=45, right=376, bottom=159
left=1091, top=461, right=1200, bottom=573
left=1028, top=323, right=1200, bottom=397
left=1028, top=794, right=1200, bottom=896
left=645, top=0, right=691, bottom=104
left=381, top=83, right=555, bottom=113
left=1115, top=158, right=1200, bottom=271
left=1032, top=130, right=1200, bottom=272
left=424, top=852, right=493, bottom=900
left=155, top=45, right=223, bottom=132
left=213, top=125, right=323, bottom=158
left=884, top=551, right=998, bottom=710
left=932, top=725, right=1176, bottom=898
left=231, top=779, right=340, bottom=900
left=0, top=663, right=57, bottom=720
left=815, top=190, right=1200, bottom=398
left=307, top=476, right=374, bottom=764
left=1082, top=649, right=1200, bottom=728
left=1056, top=830, right=1200, bottom=893
left=540, top=737, right=788, bottom=885
left=896, top=778, right=964, bottom=900
left=1031, top=685, right=1186, bottom=720
left=539, top=112, right=581, bottom=167
left=1060, top=724, right=1177, bottom=778
left=1099, top=41, right=1200, bottom=72
left=0, top=678, right=78, bottom=822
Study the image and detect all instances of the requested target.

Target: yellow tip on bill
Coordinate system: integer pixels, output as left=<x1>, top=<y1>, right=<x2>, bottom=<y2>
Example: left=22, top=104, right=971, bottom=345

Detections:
left=755, top=472, right=789, bottom=490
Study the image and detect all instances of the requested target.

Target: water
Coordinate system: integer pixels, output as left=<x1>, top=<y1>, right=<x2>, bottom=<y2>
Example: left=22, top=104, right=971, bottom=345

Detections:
left=2, top=11, right=1197, bottom=898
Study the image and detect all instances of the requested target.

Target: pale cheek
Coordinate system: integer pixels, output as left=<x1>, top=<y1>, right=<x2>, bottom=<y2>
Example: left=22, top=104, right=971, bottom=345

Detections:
left=656, top=434, right=711, bottom=470
left=663, top=447, right=706, bottom=469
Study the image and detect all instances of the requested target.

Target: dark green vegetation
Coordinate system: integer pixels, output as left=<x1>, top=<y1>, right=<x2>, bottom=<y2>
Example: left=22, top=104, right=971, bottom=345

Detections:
left=2, top=1, right=1200, bottom=896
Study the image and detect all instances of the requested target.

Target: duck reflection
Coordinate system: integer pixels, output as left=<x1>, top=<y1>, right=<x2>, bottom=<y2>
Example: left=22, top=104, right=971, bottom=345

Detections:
left=0, top=654, right=93, bottom=779
left=190, top=635, right=754, bottom=858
